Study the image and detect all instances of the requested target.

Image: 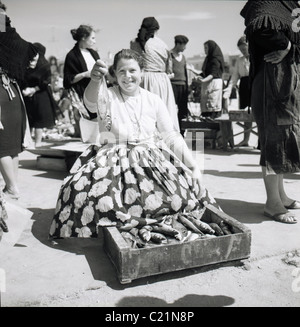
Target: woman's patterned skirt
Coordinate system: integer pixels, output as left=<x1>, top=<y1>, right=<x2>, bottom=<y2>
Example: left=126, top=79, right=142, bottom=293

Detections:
left=49, top=141, right=219, bottom=238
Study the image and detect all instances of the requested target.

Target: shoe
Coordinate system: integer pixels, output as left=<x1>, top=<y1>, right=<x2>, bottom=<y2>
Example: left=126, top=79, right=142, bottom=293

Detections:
left=264, top=211, right=297, bottom=224
left=3, top=187, right=20, bottom=200
left=284, top=200, right=300, bottom=210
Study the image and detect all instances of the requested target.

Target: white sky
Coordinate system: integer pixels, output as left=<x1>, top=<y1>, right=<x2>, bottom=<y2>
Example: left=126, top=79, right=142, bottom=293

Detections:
left=5, top=0, right=247, bottom=62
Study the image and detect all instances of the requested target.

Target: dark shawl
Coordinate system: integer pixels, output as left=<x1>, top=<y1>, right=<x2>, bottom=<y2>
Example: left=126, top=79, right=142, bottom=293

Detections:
left=202, top=40, right=225, bottom=78
left=23, top=42, right=51, bottom=90
left=241, top=0, right=300, bottom=80
left=63, top=43, right=100, bottom=99
left=0, top=14, right=38, bottom=81
left=22, top=42, right=59, bottom=118
left=135, top=17, right=160, bottom=51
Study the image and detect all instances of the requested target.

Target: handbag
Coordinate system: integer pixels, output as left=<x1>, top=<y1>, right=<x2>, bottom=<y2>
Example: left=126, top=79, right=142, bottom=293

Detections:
left=68, top=87, right=99, bottom=143
left=68, top=87, right=90, bottom=118
left=79, top=114, right=100, bottom=144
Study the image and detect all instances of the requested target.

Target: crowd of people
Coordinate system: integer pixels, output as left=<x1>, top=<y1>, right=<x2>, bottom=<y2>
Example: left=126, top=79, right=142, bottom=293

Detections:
left=1, top=0, right=300, bottom=242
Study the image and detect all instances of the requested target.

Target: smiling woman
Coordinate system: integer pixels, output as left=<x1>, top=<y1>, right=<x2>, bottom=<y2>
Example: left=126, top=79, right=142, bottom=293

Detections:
left=48, top=49, right=221, bottom=239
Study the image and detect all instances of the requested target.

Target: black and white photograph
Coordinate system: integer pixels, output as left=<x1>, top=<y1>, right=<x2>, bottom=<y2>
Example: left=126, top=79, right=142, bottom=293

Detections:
left=0, top=0, right=300, bottom=310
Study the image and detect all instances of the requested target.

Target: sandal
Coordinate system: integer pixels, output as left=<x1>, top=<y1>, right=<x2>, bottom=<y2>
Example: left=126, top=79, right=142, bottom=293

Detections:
left=284, top=200, right=300, bottom=210
left=264, top=211, right=297, bottom=224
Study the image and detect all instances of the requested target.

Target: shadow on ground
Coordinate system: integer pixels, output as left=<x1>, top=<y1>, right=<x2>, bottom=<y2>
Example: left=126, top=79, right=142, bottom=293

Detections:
left=216, top=198, right=266, bottom=225
left=205, top=169, right=262, bottom=179
left=116, top=294, right=235, bottom=307
left=19, top=159, right=68, bottom=180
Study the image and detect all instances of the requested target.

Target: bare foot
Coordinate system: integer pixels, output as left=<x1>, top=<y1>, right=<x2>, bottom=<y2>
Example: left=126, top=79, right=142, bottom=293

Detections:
left=3, top=186, right=20, bottom=200
left=264, top=211, right=297, bottom=224
left=235, top=140, right=249, bottom=147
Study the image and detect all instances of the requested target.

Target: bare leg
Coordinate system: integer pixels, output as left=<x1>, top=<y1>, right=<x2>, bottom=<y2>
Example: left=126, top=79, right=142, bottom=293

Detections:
left=34, top=128, right=44, bottom=147
left=236, top=122, right=252, bottom=146
left=262, top=167, right=286, bottom=214
left=12, top=155, right=19, bottom=182
left=278, top=174, right=297, bottom=207
left=262, top=167, right=296, bottom=223
left=0, top=155, right=20, bottom=198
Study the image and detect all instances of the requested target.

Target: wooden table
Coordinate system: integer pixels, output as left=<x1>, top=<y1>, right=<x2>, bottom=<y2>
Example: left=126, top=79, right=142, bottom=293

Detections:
left=181, top=119, right=220, bottom=150
left=215, top=112, right=257, bottom=151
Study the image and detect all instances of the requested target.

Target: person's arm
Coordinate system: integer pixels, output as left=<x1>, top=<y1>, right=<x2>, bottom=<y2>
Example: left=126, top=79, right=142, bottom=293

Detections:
left=156, top=98, right=206, bottom=197
left=84, top=60, right=108, bottom=114
left=166, top=51, right=174, bottom=78
left=71, top=71, right=91, bottom=84
left=253, top=29, right=291, bottom=64
left=223, top=61, right=239, bottom=99
left=186, top=63, right=202, bottom=76
left=199, top=74, right=213, bottom=83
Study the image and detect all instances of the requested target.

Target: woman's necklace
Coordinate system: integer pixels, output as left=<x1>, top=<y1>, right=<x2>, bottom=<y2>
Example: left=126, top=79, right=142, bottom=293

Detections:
left=119, top=87, right=143, bottom=141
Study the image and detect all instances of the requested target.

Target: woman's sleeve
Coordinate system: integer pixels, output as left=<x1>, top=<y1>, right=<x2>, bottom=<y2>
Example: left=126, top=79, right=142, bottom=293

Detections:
left=63, top=53, right=77, bottom=89
left=156, top=97, right=176, bottom=134
left=39, top=65, right=52, bottom=91
left=252, top=29, right=289, bottom=52
left=206, top=59, right=221, bottom=78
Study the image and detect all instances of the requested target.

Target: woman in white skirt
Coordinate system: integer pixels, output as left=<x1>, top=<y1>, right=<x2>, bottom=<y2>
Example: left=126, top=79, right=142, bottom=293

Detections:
left=130, top=17, right=179, bottom=131
left=190, top=40, right=225, bottom=119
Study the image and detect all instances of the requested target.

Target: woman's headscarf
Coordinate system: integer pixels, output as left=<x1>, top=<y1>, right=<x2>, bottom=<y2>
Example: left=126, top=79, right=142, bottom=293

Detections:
left=135, top=17, right=160, bottom=51
left=0, top=12, right=38, bottom=81
left=24, top=42, right=51, bottom=88
left=202, top=40, right=225, bottom=73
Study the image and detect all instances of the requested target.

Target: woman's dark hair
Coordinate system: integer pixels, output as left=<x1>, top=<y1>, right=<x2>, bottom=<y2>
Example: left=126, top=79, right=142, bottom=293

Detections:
left=112, top=49, right=144, bottom=71
left=48, top=56, right=58, bottom=65
left=70, top=25, right=94, bottom=41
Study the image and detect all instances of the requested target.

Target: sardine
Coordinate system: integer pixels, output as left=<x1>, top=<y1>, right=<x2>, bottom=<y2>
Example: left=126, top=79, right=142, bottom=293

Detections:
left=184, top=213, right=214, bottom=234
left=150, top=232, right=167, bottom=244
left=178, top=214, right=203, bottom=234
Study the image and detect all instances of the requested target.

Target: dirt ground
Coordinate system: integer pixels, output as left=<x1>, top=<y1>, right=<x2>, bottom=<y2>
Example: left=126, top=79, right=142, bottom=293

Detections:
left=1, top=125, right=300, bottom=307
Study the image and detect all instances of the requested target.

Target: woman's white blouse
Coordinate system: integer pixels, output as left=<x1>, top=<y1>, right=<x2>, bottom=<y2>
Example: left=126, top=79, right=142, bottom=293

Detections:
left=84, top=85, right=176, bottom=143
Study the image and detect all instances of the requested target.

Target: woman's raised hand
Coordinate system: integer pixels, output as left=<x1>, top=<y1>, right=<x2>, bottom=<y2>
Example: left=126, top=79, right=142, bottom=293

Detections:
left=91, top=59, right=108, bottom=82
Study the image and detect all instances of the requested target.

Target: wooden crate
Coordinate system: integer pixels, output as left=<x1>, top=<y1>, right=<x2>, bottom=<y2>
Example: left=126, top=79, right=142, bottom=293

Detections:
left=102, top=204, right=251, bottom=284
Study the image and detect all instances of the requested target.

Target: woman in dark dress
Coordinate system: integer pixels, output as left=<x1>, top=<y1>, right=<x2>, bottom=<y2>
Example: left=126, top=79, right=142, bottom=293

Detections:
left=0, top=2, right=38, bottom=201
left=241, top=0, right=300, bottom=223
left=22, top=43, right=57, bottom=147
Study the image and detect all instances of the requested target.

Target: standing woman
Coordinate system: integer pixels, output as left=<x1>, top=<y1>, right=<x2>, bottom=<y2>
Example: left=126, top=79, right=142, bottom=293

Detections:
left=22, top=42, right=57, bottom=147
left=130, top=17, right=180, bottom=131
left=63, top=25, right=100, bottom=137
left=241, top=0, right=300, bottom=223
left=190, top=40, right=225, bottom=119
left=223, top=36, right=252, bottom=146
left=0, top=2, right=38, bottom=199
